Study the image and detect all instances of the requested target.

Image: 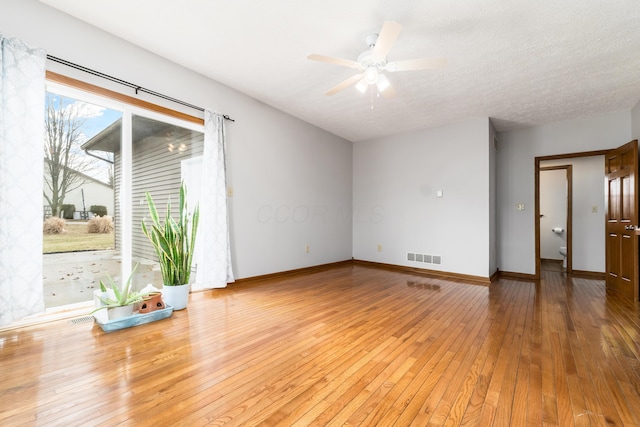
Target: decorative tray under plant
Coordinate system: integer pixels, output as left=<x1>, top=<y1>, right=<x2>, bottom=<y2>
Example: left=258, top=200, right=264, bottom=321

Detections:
left=94, top=305, right=174, bottom=332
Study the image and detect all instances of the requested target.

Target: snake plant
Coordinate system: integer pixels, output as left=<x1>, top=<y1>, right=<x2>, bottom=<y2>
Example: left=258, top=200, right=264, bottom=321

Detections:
left=141, top=181, right=200, bottom=286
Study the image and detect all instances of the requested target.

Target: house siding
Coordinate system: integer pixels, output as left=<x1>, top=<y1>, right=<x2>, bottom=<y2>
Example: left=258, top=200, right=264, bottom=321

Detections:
left=114, top=120, right=204, bottom=263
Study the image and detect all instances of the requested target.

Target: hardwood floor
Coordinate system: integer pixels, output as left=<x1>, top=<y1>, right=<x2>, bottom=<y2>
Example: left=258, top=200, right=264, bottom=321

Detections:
left=2, top=264, right=640, bottom=426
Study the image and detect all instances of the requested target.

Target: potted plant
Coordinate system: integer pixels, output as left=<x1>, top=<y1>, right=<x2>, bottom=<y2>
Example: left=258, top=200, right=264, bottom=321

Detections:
left=141, top=181, right=199, bottom=310
left=91, top=264, right=148, bottom=321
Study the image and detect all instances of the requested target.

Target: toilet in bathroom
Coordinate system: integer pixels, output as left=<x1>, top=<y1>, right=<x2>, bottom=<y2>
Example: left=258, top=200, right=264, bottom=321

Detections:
left=559, top=246, right=567, bottom=268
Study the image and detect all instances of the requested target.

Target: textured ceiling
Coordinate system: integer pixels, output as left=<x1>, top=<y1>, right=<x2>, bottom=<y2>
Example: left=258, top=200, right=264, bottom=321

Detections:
left=39, top=0, right=640, bottom=141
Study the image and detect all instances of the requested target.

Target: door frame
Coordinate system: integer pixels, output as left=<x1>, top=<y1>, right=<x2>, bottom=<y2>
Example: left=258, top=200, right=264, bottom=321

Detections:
left=534, top=149, right=609, bottom=279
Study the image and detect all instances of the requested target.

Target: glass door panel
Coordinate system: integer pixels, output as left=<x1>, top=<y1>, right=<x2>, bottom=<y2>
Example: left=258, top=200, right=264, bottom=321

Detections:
left=43, top=92, right=122, bottom=308
left=128, top=114, right=204, bottom=290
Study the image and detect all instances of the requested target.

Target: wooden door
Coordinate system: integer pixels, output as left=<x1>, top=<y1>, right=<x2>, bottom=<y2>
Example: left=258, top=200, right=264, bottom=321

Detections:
left=605, top=140, right=639, bottom=299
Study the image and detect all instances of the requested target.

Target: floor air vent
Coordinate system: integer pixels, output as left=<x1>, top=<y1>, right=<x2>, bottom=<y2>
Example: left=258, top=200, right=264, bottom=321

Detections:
left=69, top=316, right=94, bottom=325
left=407, top=252, right=441, bottom=265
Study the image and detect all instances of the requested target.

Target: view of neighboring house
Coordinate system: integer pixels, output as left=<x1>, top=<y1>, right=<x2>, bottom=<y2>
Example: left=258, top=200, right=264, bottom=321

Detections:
left=43, top=158, right=114, bottom=219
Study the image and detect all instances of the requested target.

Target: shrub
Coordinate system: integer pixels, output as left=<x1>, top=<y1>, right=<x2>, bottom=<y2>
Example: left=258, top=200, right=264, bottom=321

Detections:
left=90, top=205, right=107, bottom=217
left=43, top=216, right=66, bottom=234
left=87, top=215, right=114, bottom=234
left=60, top=204, right=75, bottom=219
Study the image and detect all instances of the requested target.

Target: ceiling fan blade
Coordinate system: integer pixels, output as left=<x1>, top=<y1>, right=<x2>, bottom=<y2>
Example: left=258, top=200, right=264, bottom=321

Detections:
left=385, top=57, right=448, bottom=72
left=326, top=74, right=364, bottom=96
left=372, top=21, right=402, bottom=60
left=308, top=54, right=362, bottom=70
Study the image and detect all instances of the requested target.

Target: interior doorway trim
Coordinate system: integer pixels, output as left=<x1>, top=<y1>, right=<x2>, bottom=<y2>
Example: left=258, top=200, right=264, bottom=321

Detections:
left=534, top=149, right=609, bottom=279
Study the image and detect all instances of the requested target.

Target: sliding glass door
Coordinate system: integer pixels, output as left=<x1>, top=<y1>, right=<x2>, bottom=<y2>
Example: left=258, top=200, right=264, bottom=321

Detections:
left=43, top=82, right=204, bottom=309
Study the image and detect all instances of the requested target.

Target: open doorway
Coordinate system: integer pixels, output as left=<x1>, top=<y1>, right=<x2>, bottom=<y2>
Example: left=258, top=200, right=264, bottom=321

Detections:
left=539, top=166, right=572, bottom=273
left=535, top=152, right=607, bottom=278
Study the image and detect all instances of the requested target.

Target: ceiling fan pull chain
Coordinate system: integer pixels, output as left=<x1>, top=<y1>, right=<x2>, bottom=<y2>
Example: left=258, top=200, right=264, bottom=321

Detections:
left=370, top=86, right=375, bottom=110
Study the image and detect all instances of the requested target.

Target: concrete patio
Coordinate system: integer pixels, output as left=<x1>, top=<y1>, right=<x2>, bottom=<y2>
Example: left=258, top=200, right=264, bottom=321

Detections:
left=43, top=250, right=162, bottom=308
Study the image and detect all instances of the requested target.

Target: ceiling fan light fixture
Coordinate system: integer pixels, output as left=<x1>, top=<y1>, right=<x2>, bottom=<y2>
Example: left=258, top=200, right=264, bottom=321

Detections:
left=376, top=74, right=390, bottom=92
left=364, top=67, right=378, bottom=85
left=355, top=78, right=369, bottom=93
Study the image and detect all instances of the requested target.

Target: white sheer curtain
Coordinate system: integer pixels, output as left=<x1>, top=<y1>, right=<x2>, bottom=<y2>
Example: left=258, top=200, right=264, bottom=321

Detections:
left=0, top=35, right=46, bottom=326
left=195, top=110, right=234, bottom=289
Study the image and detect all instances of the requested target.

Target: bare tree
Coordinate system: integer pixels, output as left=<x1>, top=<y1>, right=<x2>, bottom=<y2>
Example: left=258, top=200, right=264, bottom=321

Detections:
left=44, top=94, right=95, bottom=217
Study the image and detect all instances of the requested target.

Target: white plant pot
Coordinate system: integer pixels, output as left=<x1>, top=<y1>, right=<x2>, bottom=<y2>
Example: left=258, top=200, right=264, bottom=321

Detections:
left=162, top=283, right=190, bottom=310
left=92, top=290, right=135, bottom=322
left=93, top=290, right=109, bottom=323
left=106, top=304, right=134, bottom=320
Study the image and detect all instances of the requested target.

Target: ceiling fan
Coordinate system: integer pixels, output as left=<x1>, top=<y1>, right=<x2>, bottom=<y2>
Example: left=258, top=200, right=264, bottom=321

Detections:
left=308, top=21, right=447, bottom=98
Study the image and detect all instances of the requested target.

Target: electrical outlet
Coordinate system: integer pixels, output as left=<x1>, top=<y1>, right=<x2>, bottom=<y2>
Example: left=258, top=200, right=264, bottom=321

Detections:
left=305, top=244, right=310, bottom=253
left=592, top=206, right=598, bottom=213
left=516, top=203, right=525, bottom=211
left=377, top=244, right=382, bottom=252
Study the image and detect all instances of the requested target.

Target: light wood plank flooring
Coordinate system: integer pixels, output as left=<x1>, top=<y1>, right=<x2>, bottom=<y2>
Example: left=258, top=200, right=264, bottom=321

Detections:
left=2, top=264, right=640, bottom=426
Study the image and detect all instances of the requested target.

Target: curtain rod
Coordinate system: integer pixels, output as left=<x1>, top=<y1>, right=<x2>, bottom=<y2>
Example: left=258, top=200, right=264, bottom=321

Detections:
left=46, top=55, right=235, bottom=122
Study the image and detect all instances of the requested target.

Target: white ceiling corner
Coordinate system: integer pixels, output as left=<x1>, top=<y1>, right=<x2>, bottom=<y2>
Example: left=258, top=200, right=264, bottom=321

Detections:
left=38, top=0, right=640, bottom=142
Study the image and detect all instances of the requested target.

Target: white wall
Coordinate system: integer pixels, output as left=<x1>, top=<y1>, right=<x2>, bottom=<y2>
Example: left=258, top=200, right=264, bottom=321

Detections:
left=3, top=0, right=352, bottom=279
left=633, top=100, right=640, bottom=140
left=541, top=156, right=605, bottom=272
left=353, top=117, right=491, bottom=278
left=539, top=169, right=567, bottom=260
left=229, top=106, right=353, bottom=276
left=497, top=112, right=631, bottom=274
